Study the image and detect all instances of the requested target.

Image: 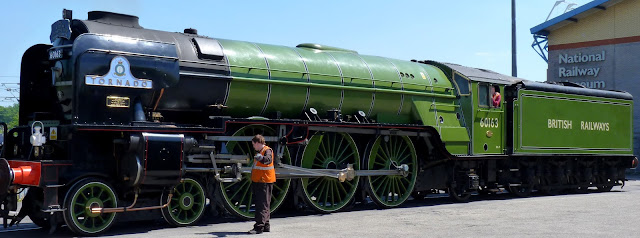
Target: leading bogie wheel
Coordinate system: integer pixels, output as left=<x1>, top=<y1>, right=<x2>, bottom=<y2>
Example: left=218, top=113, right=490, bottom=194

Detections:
left=300, top=132, right=360, bottom=213
left=22, top=187, right=53, bottom=229
left=62, top=177, right=118, bottom=236
left=161, top=177, right=207, bottom=226
left=218, top=124, right=292, bottom=219
left=365, top=135, right=418, bottom=208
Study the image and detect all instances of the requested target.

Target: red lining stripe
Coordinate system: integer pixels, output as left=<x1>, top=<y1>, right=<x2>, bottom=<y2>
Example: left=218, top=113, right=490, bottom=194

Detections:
left=76, top=120, right=428, bottom=135
left=549, top=35, right=640, bottom=50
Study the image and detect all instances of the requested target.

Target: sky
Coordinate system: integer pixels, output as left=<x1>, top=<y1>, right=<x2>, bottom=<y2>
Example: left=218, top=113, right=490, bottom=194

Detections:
left=0, top=0, right=592, bottom=106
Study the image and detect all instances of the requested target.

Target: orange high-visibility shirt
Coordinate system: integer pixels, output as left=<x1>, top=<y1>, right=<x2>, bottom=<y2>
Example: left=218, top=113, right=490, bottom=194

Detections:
left=251, top=145, right=276, bottom=183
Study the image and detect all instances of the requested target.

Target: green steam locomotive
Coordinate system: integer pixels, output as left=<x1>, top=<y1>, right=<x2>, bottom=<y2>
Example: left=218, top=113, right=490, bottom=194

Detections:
left=0, top=10, right=636, bottom=235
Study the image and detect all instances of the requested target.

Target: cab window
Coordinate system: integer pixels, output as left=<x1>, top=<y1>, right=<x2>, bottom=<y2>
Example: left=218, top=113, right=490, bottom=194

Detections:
left=478, top=83, right=501, bottom=108
left=478, top=83, right=489, bottom=107
left=453, top=73, right=470, bottom=95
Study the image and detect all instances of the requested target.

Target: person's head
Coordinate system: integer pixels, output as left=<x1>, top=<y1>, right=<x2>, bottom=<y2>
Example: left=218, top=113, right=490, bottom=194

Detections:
left=252, top=134, right=266, bottom=151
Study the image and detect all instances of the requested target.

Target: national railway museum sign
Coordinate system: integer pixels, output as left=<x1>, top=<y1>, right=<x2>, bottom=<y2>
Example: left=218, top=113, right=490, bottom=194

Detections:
left=547, top=47, right=612, bottom=89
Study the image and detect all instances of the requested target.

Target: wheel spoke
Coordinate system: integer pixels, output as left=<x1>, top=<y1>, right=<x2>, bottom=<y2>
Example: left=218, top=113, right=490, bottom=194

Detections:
left=317, top=180, right=327, bottom=204
left=329, top=180, right=335, bottom=207
left=367, top=136, right=416, bottom=207
left=337, top=152, right=354, bottom=164
left=336, top=179, right=348, bottom=195
left=302, top=132, right=358, bottom=212
left=371, top=175, right=385, bottom=184
left=378, top=142, right=391, bottom=161
left=374, top=177, right=389, bottom=193
left=229, top=180, right=250, bottom=200
left=237, top=183, right=251, bottom=207
left=79, top=192, right=88, bottom=200
left=245, top=190, right=253, bottom=213
left=308, top=179, right=325, bottom=196
left=333, top=180, right=343, bottom=202
left=397, top=177, right=408, bottom=192
left=397, top=143, right=409, bottom=160
left=334, top=136, right=348, bottom=159
left=188, top=183, right=194, bottom=193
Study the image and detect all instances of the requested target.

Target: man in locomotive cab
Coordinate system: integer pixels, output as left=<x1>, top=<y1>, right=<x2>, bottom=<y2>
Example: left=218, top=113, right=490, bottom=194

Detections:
left=249, top=134, right=276, bottom=234
left=491, top=85, right=501, bottom=108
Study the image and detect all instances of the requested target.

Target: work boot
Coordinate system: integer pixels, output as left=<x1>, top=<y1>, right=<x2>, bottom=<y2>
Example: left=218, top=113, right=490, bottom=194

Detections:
left=248, top=226, right=264, bottom=234
left=264, top=223, right=270, bottom=232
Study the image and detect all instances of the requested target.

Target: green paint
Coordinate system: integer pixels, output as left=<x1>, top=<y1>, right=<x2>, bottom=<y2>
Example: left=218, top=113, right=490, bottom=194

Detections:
left=472, top=83, right=505, bottom=154
left=366, top=135, right=417, bottom=207
left=216, top=39, right=474, bottom=156
left=301, top=132, right=360, bottom=212
left=513, top=89, right=633, bottom=155
left=69, top=181, right=117, bottom=234
left=166, top=178, right=206, bottom=225
left=216, top=39, right=457, bottom=121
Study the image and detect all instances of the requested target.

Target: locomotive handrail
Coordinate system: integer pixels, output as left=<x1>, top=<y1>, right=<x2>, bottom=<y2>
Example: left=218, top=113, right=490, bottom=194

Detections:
left=476, top=109, right=504, bottom=113
left=430, top=103, right=460, bottom=109
left=85, top=49, right=179, bottom=61
left=49, top=44, right=73, bottom=49
left=231, top=76, right=456, bottom=99
left=227, top=64, right=454, bottom=90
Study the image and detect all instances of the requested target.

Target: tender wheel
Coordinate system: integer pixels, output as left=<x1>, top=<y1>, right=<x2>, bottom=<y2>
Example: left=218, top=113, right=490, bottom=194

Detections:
left=161, top=178, right=207, bottom=226
left=365, top=135, right=417, bottom=208
left=597, top=185, right=613, bottom=192
left=596, top=176, right=613, bottom=192
left=449, top=186, right=471, bottom=202
left=540, top=177, right=562, bottom=195
left=508, top=183, right=533, bottom=197
left=300, top=132, right=360, bottom=212
left=218, top=125, right=291, bottom=219
left=62, top=178, right=118, bottom=236
left=573, top=182, right=591, bottom=193
left=540, top=187, right=560, bottom=195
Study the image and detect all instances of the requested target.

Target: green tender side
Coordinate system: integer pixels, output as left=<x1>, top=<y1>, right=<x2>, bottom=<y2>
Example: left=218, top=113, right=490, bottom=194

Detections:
left=217, top=40, right=469, bottom=154
left=513, top=89, right=633, bottom=155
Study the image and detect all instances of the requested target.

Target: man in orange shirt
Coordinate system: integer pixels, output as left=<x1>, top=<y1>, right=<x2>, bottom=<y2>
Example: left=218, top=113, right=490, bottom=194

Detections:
left=248, top=134, right=275, bottom=234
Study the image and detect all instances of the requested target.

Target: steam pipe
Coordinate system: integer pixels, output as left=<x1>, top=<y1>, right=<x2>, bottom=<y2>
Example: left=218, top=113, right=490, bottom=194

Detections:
left=133, top=100, right=146, bottom=121
left=91, top=193, right=172, bottom=214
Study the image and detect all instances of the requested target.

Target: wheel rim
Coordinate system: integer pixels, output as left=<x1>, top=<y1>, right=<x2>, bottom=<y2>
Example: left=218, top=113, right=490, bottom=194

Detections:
left=219, top=125, right=291, bottom=219
left=301, top=132, right=359, bottom=212
left=166, top=178, right=206, bottom=225
left=366, top=135, right=417, bottom=207
left=449, top=188, right=471, bottom=202
left=69, top=182, right=117, bottom=234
